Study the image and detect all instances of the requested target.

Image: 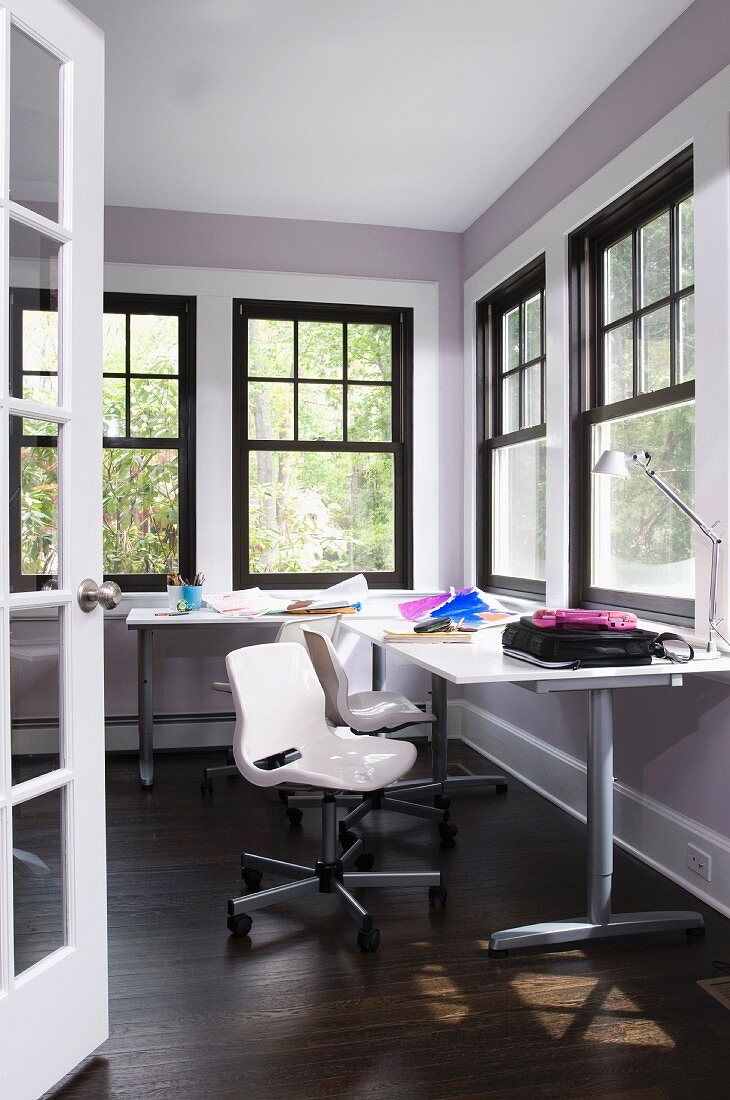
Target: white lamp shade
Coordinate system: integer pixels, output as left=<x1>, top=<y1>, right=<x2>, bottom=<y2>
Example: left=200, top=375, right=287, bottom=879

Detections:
left=593, top=449, right=631, bottom=477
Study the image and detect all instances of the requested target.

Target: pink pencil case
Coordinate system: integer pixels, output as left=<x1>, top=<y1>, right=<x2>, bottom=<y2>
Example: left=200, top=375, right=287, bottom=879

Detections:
left=532, top=608, right=638, bottom=631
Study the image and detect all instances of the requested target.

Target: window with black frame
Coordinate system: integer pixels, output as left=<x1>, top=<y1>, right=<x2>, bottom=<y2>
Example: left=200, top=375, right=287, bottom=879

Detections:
left=477, top=258, right=546, bottom=598
left=571, top=149, right=694, bottom=620
left=8, top=290, right=195, bottom=592
left=233, top=300, right=412, bottom=588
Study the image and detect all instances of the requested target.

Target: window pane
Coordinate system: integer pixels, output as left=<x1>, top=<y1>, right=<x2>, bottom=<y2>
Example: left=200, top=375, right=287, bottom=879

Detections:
left=103, top=378, right=126, bottom=436
left=640, top=211, right=670, bottom=307
left=22, top=374, right=58, bottom=407
left=678, top=195, right=694, bottom=289
left=590, top=402, right=694, bottom=597
left=10, top=415, right=58, bottom=592
left=298, top=383, right=342, bottom=441
left=348, top=385, right=391, bottom=442
left=503, top=307, right=520, bottom=371
left=249, top=451, right=395, bottom=573
left=22, top=417, right=57, bottom=437
left=11, top=608, right=62, bottom=784
left=10, top=27, right=61, bottom=220
left=10, top=222, right=61, bottom=402
left=502, top=372, right=519, bottom=433
left=13, top=788, right=66, bottom=975
left=248, top=318, right=294, bottom=378
left=129, top=315, right=178, bottom=375
left=298, top=322, right=343, bottom=379
left=491, top=438, right=546, bottom=581
left=522, top=364, right=542, bottom=428
left=678, top=294, right=695, bottom=382
left=604, top=322, right=633, bottom=404
left=639, top=305, right=671, bottom=393
left=103, top=449, right=179, bottom=574
left=604, top=235, right=633, bottom=323
left=523, top=293, right=541, bottom=362
left=103, top=314, right=126, bottom=373
left=347, top=323, right=391, bottom=381
left=248, top=381, right=294, bottom=439
left=130, top=378, right=178, bottom=437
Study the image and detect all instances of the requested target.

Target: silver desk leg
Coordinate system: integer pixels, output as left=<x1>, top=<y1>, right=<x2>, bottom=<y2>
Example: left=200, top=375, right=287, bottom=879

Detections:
left=431, top=673, right=507, bottom=794
left=488, top=687, right=703, bottom=956
left=138, top=628, right=154, bottom=789
left=372, top=643, right=386, bottom=691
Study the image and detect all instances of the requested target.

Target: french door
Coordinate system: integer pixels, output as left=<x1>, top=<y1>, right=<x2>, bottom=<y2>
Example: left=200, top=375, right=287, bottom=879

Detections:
left=0, top=2, right=107, bottom=1098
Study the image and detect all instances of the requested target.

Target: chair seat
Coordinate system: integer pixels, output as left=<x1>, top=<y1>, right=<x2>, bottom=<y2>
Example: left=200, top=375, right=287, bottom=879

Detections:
left=347, top=690, right=437, bottom=732
left=271, top=732, right=417, bottom=792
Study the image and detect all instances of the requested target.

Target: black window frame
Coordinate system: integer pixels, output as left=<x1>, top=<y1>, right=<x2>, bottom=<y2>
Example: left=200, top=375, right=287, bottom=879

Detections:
left=476, top=256, right=547, bottom=599
left=569, top=147, right=695, bottom=622
left=233, top=299, right=413, bottom=589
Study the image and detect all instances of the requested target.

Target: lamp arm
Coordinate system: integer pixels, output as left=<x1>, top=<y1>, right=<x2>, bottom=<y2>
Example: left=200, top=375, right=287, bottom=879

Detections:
left=642, top=468, right=721, bottom=544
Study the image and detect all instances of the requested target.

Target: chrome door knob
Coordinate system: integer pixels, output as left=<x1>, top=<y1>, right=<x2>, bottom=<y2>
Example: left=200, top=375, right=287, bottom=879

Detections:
left=77, top=578, right=122, bottom=612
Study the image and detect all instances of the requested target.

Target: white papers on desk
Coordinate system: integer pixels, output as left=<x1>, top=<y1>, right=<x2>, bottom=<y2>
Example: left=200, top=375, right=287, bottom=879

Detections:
left=203, top=588, right=282, bottom=616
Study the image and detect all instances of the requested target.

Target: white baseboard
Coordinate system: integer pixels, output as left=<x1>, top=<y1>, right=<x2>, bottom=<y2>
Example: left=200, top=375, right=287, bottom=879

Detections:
left=450, top=698, right=730, bottom=919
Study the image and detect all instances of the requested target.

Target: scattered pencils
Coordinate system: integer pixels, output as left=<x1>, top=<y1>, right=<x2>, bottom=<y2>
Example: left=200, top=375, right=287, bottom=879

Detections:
left=166, top=572, right=205, bottom=587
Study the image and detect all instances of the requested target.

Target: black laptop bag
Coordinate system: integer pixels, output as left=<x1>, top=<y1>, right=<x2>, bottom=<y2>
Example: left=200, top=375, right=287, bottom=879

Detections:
left=501, top=616, right=693, bottom=669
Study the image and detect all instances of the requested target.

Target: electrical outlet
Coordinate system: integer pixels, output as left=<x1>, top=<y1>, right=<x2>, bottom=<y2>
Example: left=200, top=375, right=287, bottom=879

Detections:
left=687, top=843, right=712, bottom=882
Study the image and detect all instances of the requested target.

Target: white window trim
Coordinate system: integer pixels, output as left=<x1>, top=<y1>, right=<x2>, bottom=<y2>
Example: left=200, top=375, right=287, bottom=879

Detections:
left=464, top=62, right=730, bottom=637
left=104, top=263, right=440, bottom=594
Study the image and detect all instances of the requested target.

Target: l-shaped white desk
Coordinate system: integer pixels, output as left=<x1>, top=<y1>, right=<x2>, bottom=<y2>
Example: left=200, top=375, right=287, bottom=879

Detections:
left=343, top=617, right=730, bottom=956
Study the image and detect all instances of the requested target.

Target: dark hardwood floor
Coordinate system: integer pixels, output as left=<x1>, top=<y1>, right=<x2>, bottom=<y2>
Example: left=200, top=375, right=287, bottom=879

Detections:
left=45, top=745, right=730, bottom=1100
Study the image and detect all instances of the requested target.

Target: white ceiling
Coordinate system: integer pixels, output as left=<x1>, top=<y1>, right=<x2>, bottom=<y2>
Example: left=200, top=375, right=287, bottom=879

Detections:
left=73, top=0, right=694, bottom=232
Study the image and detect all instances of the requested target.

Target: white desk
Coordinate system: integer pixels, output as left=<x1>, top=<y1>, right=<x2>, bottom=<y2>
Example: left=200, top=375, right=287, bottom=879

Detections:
left=344, top=617, right=730, bottom=955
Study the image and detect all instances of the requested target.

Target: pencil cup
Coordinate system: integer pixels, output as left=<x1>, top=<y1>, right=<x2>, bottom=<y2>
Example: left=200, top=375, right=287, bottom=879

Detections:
left=180, top=584, right=203, bottom=610
left=167, top=585, right=185, bottom=610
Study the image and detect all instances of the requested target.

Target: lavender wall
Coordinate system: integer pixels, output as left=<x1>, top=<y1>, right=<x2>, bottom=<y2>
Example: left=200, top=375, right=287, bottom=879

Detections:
left=463, top=0, right=730, bottom=279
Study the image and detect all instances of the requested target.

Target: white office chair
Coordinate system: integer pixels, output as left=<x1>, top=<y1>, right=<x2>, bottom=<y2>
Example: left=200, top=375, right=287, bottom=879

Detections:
left=285, top=629, right=457, bottom=844
left=200, top=615, right=341, bottom=793
left=225, top=642, right=447, bottom=952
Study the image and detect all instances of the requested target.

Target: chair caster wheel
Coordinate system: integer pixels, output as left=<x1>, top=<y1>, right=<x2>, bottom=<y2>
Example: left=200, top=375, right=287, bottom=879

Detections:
left=355, top=852, right=375, bottom=872
left=227, top=913, right=252, bottom=937
left=286, top=807, right=303, bottom=827
left=496, top=783, right=508, bottom=794
left=428, top=885, right=448, bottom=908
left=438, top=821, right=458, bottom=843
left=488, top=947, right=508, bottom=958
left=242, top=867, right=263, bottom=890
left=200, top=778, right=214, bottom=795
left=434, top=794, right=451, bottom=811
left=686, top=926, right=705, bottom=939
left=278, top=789, right=291, bottom=802
left=339, top=829, right=359, bottom=852
left=357, top=927, right=380, bottom=953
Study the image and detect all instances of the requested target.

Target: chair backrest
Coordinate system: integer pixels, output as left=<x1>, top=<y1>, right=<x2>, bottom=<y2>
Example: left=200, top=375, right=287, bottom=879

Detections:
left=274, top=614, right=341, bottom=647
left=226, top=642, right=329, bottom=786
left=302, top=629, right=354, bottom=727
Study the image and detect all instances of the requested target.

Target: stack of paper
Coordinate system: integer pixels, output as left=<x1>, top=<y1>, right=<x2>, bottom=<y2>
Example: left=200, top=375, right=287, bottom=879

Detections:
left=203, top=589, right=280, bottom=617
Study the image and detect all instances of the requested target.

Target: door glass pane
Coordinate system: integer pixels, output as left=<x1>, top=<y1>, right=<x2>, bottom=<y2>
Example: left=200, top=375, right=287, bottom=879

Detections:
left=10, top=222, right=62, bottom=403
left=248, top=381, right=294, bottom=439
left=11, top=608, right=62, bottom=784
left=678, top=195, right=694, bottom=289
left=639, top=306, right=671, bottom=393
left=640, top=211, right=670, bottom=307
left=298, top=383, right=342, bottom=441
left=522, top=364, right=542, bottom=428
left=347, top=385, right=391, bottom=442
left=347, top=324, right=391, bottom=381
left=248, top=319, right=294, bottom=378
left=503, top=308, right=520, bottom=371
left=604, top=322, right=633, bottom=404
left=129, top=315, right=178, bottom=375
left=298, top=322, right=343, bottom=379
left=130, top=378, right=178, bottom=437
left=248, top=451, right=394, bottom=573
left=604, top=235, right=633, bottom=323
left=491, top=438, right=546, bottom=581
left=590, top=401, right=694, bottom=597
left=523, top=293, right=541, bottom=362
left=10, top=415, right=59, bottom=592
left=13, top=788, right=66, bottom=976
left=10, top=26, right=62, bottom=221
left=103, top=449, right=179, bottom=575
left=678, top=294, right=695, bottom=382
left=502, top=372, right=519, bottom=433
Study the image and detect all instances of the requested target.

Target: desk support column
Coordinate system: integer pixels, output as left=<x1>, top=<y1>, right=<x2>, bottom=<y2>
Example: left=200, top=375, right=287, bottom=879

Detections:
left=138, top=628, right=154, bottom=789
left=488, top=684, right=703, bottom=956
left=430, top=674, right=449, bottom=785
left=372, top=644, right=386, bottom=691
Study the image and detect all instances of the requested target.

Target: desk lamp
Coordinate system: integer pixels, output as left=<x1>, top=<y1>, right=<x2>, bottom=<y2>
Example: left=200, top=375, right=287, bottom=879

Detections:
left=593, top=449, right=723, bottom=657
